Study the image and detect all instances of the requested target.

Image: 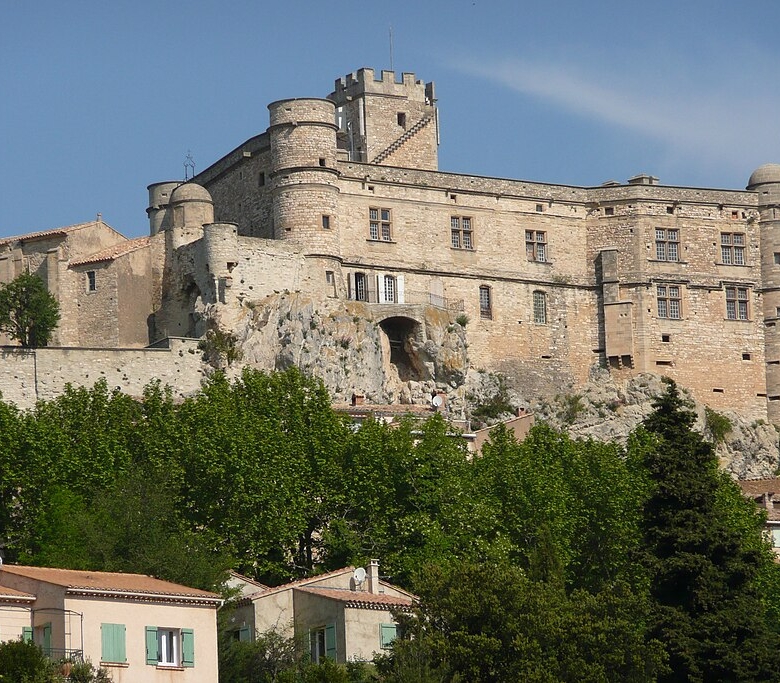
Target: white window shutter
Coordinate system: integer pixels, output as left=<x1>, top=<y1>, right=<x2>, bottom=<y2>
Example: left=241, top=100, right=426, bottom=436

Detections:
left=397, top=275, right=405, bottom=304
left=377, top=274, right=385, bottom=303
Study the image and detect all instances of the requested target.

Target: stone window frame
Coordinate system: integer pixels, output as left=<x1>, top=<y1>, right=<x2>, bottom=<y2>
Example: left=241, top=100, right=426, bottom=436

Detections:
left=720, top=232, right=746, bottom=265
left=533, top=290, right=547, bottom=324
left=479, top=285, right=492, bottom=320
left=353, top=272, right=368, bottom=302
left=322, top=215, right=331, bottom=230
left=725, top=285, right=749, bottom=321
left=369, top=207, right=392, bottom=242
left=451, top=216, right=474, bottom=250
left=86, top=270, right=97, bottom=293
left=656, top=284, right=682, bottom=319
left=655, top=228, right=679, bottom=262
left=525, top=230, right=547, bottom=262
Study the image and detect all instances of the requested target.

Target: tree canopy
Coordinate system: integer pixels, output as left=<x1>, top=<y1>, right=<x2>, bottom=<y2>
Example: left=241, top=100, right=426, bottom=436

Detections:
left=0, top=272, right=60, bottom=347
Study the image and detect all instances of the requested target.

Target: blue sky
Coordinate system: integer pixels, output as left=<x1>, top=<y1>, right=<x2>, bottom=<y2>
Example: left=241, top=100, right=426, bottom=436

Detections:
left=3, top=0, right=780, bottom=239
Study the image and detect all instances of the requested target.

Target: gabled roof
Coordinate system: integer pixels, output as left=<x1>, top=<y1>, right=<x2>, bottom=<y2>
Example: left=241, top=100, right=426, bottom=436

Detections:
left=739, top=478, right=780, bottom=496
left=0, top=220, right=124, bottom=247
left=297, top=586, right=414, bottom=609
left=69, top=236, right=150, bottom=266
left=0, top=565, right=221, bottom=604
left=243, top=566, right=356, bottom=601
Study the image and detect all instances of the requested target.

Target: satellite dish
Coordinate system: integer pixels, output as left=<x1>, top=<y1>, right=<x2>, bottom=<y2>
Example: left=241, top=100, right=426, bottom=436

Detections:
left=353, top=567, right=366, bottom=584
left=432, top=395, right=443, bottom=408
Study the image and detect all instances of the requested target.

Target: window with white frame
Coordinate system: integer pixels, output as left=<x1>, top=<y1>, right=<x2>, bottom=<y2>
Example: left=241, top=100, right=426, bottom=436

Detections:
left=533, top=291, right=547, bottom=324
left=725, top=286, right=749, bottom=320
left=369, top=208, right=392, bottom=241
left=310, top=624, right=336, bottom=663
left=525, top=231, right=547, bottom=262
left=479, top=285, right=492, bottom=319
left=383, top=275, right=396, bottom=303
left=451, top=216, right=473, bottom=249
left=721, top=232, right=746, bottom=265
left=146, top=626, right=194, bottom=668
left=655, top=228, right=679, bottom=261
left=657, top=285, right=681, bottom=319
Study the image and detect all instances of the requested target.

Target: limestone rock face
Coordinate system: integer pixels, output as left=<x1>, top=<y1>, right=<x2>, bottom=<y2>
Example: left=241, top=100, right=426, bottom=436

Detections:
left=220, top=292, right=469, bottom=406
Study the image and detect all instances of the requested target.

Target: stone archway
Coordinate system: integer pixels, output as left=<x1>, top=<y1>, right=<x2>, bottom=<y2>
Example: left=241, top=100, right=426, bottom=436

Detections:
left=378, top=315, right=428, bottom=382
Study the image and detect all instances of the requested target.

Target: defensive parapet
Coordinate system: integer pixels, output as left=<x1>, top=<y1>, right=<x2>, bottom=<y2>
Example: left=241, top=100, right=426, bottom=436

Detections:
left=267, top=98, right=341, bottom=255
left=749, top=164, right=780, bottom=420
left=328, top=68, right=438, bottom=170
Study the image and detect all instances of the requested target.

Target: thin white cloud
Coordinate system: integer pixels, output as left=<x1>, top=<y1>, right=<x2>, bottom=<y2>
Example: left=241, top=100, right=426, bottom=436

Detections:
left=452, top=56, right=780, bottom=172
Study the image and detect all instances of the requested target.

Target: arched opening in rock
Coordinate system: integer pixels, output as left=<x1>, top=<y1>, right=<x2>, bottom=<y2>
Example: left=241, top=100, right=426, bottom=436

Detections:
left=379, top=316, right=426, bottom=382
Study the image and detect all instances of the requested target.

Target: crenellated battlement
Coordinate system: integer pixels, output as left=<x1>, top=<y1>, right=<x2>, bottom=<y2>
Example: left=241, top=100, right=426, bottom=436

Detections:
left=331, top=68, right=431, bottom=103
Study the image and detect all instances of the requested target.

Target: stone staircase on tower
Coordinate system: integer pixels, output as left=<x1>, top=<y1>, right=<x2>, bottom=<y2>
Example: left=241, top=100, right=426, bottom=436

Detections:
left=371, top=115, right=434, bottom=165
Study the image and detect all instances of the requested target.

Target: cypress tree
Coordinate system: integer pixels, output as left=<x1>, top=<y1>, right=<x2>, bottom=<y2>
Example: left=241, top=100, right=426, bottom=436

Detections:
left=639, top=379, right=780, bottom=682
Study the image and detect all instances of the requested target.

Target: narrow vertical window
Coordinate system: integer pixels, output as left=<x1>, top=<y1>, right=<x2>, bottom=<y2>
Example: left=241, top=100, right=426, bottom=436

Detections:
left=533, top=291, right=547, bottom=324
left=322, top=215, right=331, bottom=230
left=87, top=271, right=97, bottom=292
left=383, top=275, right=396, bottom=303
left=479, top=285, right=492, bottom=319
left=354, top=272, right=367, bottom=302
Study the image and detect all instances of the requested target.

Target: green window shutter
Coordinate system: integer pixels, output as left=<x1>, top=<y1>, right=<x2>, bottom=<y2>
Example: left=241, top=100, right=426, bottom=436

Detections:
left=325, top=623, right=336, bottom=660
left=101, top=623, right=126, bottom=663
left=182, top=628, right=195, bottom=668
left=380, top=623, right=397, bottom=649
left=238, top=625, right=252, bottom=642
left=145, top=626, right=158, bottom=665
left=42, top=623, right=52, bottom=656
left=22, top=626, right=33, bottom=643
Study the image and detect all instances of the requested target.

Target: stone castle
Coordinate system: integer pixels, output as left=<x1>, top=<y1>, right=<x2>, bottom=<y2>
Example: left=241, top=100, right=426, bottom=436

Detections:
left=3, top=67, right=780, bottom=423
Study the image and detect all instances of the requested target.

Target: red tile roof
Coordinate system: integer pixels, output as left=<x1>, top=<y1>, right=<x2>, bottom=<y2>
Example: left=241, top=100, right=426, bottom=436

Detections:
left=243, top=567, right=355, bottom=600
left=297, top=586, right=414, bottom=609
left=739, top=478, right=780, bottom=496
left=0, top=584, right=35, bottom=602
left=0, top=565, right=220, bottom=602
left=0, top=220, right=122, bottom=247
left=70, top=236, right=150, bottom=266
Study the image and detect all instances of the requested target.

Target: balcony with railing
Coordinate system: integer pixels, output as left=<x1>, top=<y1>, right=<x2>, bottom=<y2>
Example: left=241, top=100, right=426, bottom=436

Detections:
left=348, top=287, right=464, bottom=311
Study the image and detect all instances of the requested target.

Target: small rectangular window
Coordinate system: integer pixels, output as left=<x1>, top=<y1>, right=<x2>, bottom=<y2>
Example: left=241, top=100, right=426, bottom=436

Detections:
left=258, top=172, right=265, bottom=187
left=322, top=215, right=331, bottom=230
left=380, top=624, right=397, bottom=649
left=604, top=207, right=614, bottom=216
left=774, top=253, right=780, bottom=265
left=319, top=157, right=326, bottom=167
left=87, top=271, right=96, bottom=292
left=536, top=204, right=544, bottom=213
left=655, top=229, right=679, bottom=261
left=451, top=216, right=473, bottom=250
left=666, top=205, right=675, bottom=214
left=526, top=231, right=547, bottom=262
left=397, top=112, right=406, bottom=128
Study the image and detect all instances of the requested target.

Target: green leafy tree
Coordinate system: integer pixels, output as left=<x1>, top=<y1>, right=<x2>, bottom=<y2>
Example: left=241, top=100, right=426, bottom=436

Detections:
left=0, top=273, right=60, bottom=347
left=382, top=561, right=664, bottom=683
left=636, top=379, right=780, bottom=682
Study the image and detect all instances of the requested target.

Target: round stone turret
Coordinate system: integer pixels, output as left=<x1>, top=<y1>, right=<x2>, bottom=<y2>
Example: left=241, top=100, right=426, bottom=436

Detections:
left=147, top=181, right=180, bottom=236
left=267, top=98, right=340, bottom=253
left=168, top=183, right=214, bottom=250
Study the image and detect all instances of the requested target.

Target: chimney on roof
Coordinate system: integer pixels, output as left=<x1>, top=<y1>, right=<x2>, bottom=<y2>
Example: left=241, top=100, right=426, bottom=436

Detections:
left=627, top=173, right=659, bottom=186
left=367, top=558, right=380, bottom=594
left=351, top=394, right=365, bottom=406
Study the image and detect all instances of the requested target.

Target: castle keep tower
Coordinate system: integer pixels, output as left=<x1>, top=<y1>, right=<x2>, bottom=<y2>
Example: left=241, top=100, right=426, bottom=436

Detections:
left=749, top=164, right=780, bottom=421
left=329, top=68, right=438, bottom=170
left=268, top=98, right=341, bottom=256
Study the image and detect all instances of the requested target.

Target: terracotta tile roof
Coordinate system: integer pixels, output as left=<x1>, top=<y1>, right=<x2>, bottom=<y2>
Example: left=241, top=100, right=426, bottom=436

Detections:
left=0, top=585, right=35, bottom=602
left=297, top=586, right=414, bottom=609
left=739, top=478, right=780, bottom=496
left=0, top=565, right=220, bottom=602
left=69, top=236, right=150, bottom=266
left=0, top=221, right=118, bottom=247
left=244, top=567, right=355, bottom=600
left=333, top=403, right=436, bottom=416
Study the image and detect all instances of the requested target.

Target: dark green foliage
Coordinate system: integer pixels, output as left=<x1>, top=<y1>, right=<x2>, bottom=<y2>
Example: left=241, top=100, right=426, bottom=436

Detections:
left=383, top=561, right=664, bottom=683
left=0, top=639, right=51, bottom=683
left=198, top=328, right=243, bottom=368
left=704, top=405, right=732, bottom=444
left=638, top=379, right=780, bottom=682
left=0, top=272, right=60, bottom=347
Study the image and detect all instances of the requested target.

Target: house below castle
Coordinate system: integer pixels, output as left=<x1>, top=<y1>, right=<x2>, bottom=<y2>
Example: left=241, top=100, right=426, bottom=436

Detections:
left=3, top=67, right=780, bottom=423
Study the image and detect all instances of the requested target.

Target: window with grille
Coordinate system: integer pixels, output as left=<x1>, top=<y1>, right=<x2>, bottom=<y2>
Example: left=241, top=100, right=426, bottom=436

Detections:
left=533, top=291, right=547, bottom=324
left=655, top=229, right=679, bottom=261
left=479, top=285, right=492, bottom=319
left=721, top=233, right=745, bottom=265
left=354, top=272, right=367, bottom=301
left=656, top=285, right=681, bottom=319
left=383, top=275, right=396, bottom=303
left=451, top=216, right=473, bottom=249
left=369, top=208, right=392, bottom=241
left=725, top=286, right=749, bottom=320
left=525, top=231, right=547, bottom=262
